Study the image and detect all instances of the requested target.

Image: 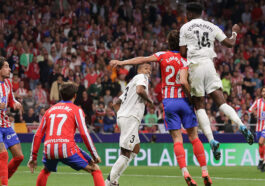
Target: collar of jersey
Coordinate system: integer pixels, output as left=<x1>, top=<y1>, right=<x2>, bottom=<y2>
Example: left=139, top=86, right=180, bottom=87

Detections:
left=0, top=81, right=4, bottom=84
left=170, top=51, right=179, bottom=53
left=60, top=101, right=72, bottom=103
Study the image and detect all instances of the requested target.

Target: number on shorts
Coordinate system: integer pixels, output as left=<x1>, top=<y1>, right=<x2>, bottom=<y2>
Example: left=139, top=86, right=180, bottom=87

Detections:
left=49, top=114, right=67, bottom=136
left=130, top=135, right=135, bottom=143
left=165, top=65, right=180, bottom=85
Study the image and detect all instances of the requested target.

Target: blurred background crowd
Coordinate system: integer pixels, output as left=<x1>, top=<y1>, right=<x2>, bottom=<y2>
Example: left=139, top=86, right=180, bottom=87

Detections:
left=0, top=0, right=264, bottom=134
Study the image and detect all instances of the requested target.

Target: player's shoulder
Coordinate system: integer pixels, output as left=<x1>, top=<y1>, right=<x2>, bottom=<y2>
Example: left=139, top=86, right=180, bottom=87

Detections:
left=154, top=51, right=166, bottom=57
left=134, top=73, right=148, bottom=82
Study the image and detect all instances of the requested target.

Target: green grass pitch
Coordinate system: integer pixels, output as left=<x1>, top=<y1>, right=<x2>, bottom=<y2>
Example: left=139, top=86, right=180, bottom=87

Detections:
left=9, top=166, right=265, bottom=186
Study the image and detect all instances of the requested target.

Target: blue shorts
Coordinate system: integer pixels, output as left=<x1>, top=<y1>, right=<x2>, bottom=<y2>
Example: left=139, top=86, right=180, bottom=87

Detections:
left=42, top=148, right=92, bottom=172
left=256, top=129, right=265, bottom=141
left=0, top=127, right=20, bottom=149
left=162, top=98, right=198, bottom=130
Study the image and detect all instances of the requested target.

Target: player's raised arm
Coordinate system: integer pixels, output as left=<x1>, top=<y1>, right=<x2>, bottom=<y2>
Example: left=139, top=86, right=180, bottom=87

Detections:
left=110, top=55, right=158, bottom=68
left=28, top=116, right=47, bottom=173
left=6, top=79, right=21, bottom=110
left=220, top=24, right=240, bottom=48
left=75, top=108, right=100, bottom=163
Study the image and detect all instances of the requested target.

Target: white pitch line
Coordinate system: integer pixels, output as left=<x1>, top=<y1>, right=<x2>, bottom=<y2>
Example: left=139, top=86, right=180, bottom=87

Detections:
left=21, top=171, right=265, bottom=181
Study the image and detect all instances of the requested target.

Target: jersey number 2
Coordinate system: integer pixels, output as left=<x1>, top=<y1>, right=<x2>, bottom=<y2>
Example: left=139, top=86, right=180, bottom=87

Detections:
left=194, top=30, right=210, bottom=49
left=165, top=65, right=180, bottom=85
left=49, top=114, right=67, bottom=136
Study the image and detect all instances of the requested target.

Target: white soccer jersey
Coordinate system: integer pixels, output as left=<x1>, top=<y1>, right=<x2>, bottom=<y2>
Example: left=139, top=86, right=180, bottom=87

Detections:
left=117, top=74, right=149, bottom=121
left=179, top=18, right=227, bottom=63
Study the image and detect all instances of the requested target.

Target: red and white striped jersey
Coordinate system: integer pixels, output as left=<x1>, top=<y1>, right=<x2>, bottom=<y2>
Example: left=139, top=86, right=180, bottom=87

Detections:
left=248, top=98, right=265, bottom=131
left=153, top=51, right=189, bottom=99
left=0, top=79, right=18, bottom=128
left=31, top=102, right=98, bottom=160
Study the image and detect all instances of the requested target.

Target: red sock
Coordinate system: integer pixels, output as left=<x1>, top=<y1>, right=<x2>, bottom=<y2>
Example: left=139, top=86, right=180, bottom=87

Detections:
left=173, top=142, right=186, bottom=169
left=259, top=144, right=265, bottom=160
left=191, top=138, right=206, bottom=167
left=37, top=169, right=50, bottom=186
left=0, top=151, right=8, bottom=186
left=8, top=155, right=24, bottom=179
left=92, top=170, right=105, bottom=186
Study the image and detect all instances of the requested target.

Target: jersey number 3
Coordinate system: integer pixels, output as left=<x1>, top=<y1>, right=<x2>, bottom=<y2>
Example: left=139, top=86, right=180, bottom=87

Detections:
left=194, top=30, right=210, bottom=49
left=49, top=114, right=67, bottom=136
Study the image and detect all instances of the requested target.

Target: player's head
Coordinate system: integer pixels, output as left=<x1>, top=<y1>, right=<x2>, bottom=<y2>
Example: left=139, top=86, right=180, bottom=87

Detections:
left=261, top=86, right=265, bottom=99
left=137, top=63, right=151, bottom=76
left=167, top=30, right=180, bottom=51
left=59, top=82, right=78, bottom=101
left=186, top=2, right=203, bottom=20
left=0, top=57, right=11, bottom=80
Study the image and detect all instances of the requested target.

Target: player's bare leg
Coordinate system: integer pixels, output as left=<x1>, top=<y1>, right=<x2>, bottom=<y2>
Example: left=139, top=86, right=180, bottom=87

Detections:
left=36, top=167, right=51, bottom=186
left=192, top=96, right=221, bottom=160
left=186, top=127, right=212, bottom=186
left=258, top=137, right=265, bottom=172
left=0, top=143, right=8, bottom=186
left=170, top=129, right=197, bottom=186
left=106, top=144, right=139, bottom=186
left=8, top=143, right=24, bottom=179
left=210, top=89, right=254, bottom=145
left=83, top=163, right=105, bottom=186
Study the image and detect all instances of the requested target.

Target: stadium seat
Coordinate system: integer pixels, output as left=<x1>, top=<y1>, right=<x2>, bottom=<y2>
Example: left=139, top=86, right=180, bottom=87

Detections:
left=14, top=123, right=28, bottom=133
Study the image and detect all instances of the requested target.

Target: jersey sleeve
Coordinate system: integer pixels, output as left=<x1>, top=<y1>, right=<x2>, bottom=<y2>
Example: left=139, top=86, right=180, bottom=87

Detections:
left=248, top=100, right=258, bottom=112
left=135, top=74, right=148, bottom=88
left=179, top=25, right=187, bottom=46
left=6, top=79, right=18, bottom=108
left=215, top=25, right=227, bottom=42
left=75, top=108, right=99, bottom=158
left=30, top=115, right=47, bottom=161
left=180, top=57, right=189, bottom=70
left=153, top=51, right=165, bottom=62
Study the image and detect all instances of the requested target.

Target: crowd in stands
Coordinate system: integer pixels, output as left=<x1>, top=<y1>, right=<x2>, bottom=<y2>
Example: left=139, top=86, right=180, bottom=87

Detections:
left=0, top=0, right=264, bottom=134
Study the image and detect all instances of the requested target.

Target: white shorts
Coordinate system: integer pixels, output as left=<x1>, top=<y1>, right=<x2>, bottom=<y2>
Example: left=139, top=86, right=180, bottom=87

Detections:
left=189, top=59, right=222, bottom=97
left=118, top=116, right=140, bottom=151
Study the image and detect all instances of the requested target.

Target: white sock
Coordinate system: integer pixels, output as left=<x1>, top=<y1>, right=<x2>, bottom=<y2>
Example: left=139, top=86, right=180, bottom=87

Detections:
left=115, top=153, right=137, bottom=182
left=181, top=167, right=189, bottom=176
left=219, top=103, right=243, bottom=128
left=110, top=155, right=129, bottom=182
left=196, top=109, right=214, bottom=142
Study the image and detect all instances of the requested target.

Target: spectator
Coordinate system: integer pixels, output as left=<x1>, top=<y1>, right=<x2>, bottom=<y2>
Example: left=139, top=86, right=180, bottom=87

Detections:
left=222, top=72, right=232, bottom=95
left=144, top=107, right=158, bottom=128
left=79, top=91, right=93, bottom=124
left=103, top=89, right=112, bottom=106
left=26, top=56, right=40, bottom=90
left=22, top=90, right=36, bottom=113
left=33, top=83, right=48, bottom=110
left=103, top=107, right=116, bottom=133
left=50, top=74, right=64, bottom=103
left=23, top=107, right=38, bottom=123
left=15, top=81, right=27, bottom=98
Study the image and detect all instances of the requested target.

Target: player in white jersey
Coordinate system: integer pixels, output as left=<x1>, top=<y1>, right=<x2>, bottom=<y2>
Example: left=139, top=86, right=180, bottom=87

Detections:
left=179, top=2, right=254, bottom=160
left=248, top=87, right=265, bottom=172
left=105, top=63, right=153, bottom=186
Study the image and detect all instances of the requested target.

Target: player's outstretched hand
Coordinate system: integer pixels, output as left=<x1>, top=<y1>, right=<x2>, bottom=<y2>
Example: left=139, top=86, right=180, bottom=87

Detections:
left=232, top=24, right=240, bottom=33
left=14, top=102, right=22, bottom=110
left=27, top=159, right=37, bottom=173
left=110, top=60, right=122, bottom=68
left=93, top=156, right=102, bottom=164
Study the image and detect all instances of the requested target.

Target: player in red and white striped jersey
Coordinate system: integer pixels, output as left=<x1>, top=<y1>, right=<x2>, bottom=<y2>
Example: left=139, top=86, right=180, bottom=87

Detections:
left=28, top=82, right=104, bottom=186
left=0, top=57, right=24, bottom=186
left=110, top=30, right=211, bottom=186
left=249, top=87, right=265, bottom=171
